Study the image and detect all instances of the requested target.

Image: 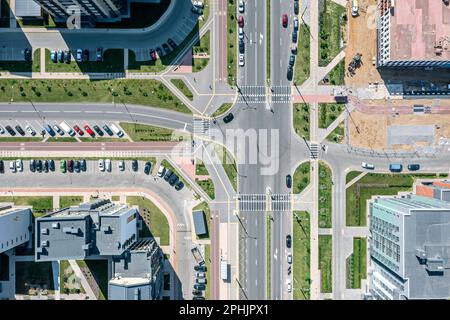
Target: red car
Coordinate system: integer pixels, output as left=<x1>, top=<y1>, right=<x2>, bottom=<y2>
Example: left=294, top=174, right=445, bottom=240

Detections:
left=73, top=125, right=84, bottom=136
left=149, top=49, right=157, bottom=61
left=238, top=16, right=244, bottom=28
left=84, top=125, right=95, bottom=137
left=282, top=14, right=288, bottom=28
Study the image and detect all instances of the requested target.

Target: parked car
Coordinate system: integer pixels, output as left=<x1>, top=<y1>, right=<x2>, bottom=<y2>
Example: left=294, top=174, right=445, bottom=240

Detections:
left=60, top=160, right=66, bottom=173
left=351, top=0, right=359, bottom=17
left=239, top=0, right=245, bottom=13
left=196, top=272, right=206, bottom=278
left=50, top=50, right=57, bottom=63
left=29, top=160, right=35, bottom=172
left=144, top=161, right=152, bottom=175
left=287, top=65, right=293, bottom=80
left=291, top=44, right=298, bottom=55
left=194, top=265, right=207, bottom=272
left=43, top=160, right=48, bottom=173
left=175, top=181, right=184, bottom=191
left=64, top=50, right=71, bottom=63
left=407, top=164, right=420, bottom=171
left=57, top=50, right=64, bottom=63
left=0, top=126, right=4, bottom=134
left=102, top=124, right=114, bottom=136
left=286, top=234, right=292, bottom=248
left=239, top=53, right=245, bottom=67
left=76, top=49, right=83, bottom=62
left=0, top=160, right=4, bottom=174
left=9, top=161, right=16, bottom=173
left=238, top=15, right=244, bottom=27
left=149, top=49, right=157, bottom=61
left=167, top=38, right=177, bottom=49
left=67, top=160, right=74, bottom=172
left=49, top=159, right=55, bottom=171
left=169, top=174, right=179, bottom=186
left=74, top=160, right=80, bottom=173
left=44, top=124, right=56, bottom=137
left=162, top=43, right=171, bottom=54
left=239, top=39, right=245, bottom=53
left=53, top=124, right=64, bottom=136
left=361, top=162, right=375, bottom=170
left=36, top=160, right=42, bottom=172
left=15, top=125, right=25, bottom=136
left=164, top=169, right=173, bottom=181
left=132, top=160, right=138, bottom=172
left=84, top=125, right=95, bottom=138
left=25, top=125, right=36, bottom=136
left=193, top=284, right=205, bottom=291
left=239, top=27, right=244, bottom=40
left=110, top=124, right=124, bottom=137
left=98, top=159, right=105, bottom=172
left=294, top=0, right=299, bottom=14
left=73, top=125, right=84, bottom=136
left=289, top=54, right=295, bottom=66
left=93, top=125, right=103, bottom=136
left=195, top=278, right=206, bottom=284
left=82, top=49, right=89, bottom=62
left=80, top=159, right=86, bottom=171
left=192, top=289, right=202, bottom=296
left=282, top=14, right=288, bottom=27
left=191, top=6, right=203, bottom=14
left=389, top=163, right=403, bottom=172
left=118, top=160, right=125, bottom=171
left=157, top=165, right=166, bottom=177
left=287, top=253, right=292, bottom=264
left=286, top=174, right=292, bottom=188
left=287, top=280, right=292, bottom=293
left=96, top=47, right=103, bottom=62
left=293, top=17, right=299, bottom=31
left=5, top=125, right=15, bottom=136
left=223, top=113, right=234, bottom=123
left=105, top=159, right=111, bottom=172
left=15, top=159, right=23, bottom=172
left=24, top=48, right=31, bottom=61
left=292, top=31, right=298, bottom=43
left=193, top=0, right=204, bottom=8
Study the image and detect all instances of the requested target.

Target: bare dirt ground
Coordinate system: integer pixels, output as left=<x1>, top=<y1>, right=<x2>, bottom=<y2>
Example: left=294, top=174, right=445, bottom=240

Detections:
left=344, top=0, right=382, bottom=87
left=349, top=110, right=450, bottom=150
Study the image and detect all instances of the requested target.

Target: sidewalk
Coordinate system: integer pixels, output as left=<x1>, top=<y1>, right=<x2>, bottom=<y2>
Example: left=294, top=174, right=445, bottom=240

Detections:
left=68, top=260, right=97, bottom=300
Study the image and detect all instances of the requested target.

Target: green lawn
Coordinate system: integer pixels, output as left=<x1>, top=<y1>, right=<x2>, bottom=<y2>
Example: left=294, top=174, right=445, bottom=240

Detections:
left=212, top=103, right=233, bottom=117
left=45, top=49, right=124, bottom=73
left=346, top=237, right=367, bottom=289
left=318, top=161, right=332, bottom=228
left=0, top=137, right=43, bottom=142
left=46, top=137, right=78, bottom=143
left=193, top=30, right=210, bottom=73
left=0, top=196, right=52, bottom=216
left=293, top=161, right=310, bottom=194
left=193, top=201, right=211, bottom=240
left=15, top=261, right=55, bottom=294
left=213, top=144, right=237, bottom=192
left=0, top=79, right=192, bottom=114
left=170, top=79, right=194, bottom=101
left=323, top=60, right=345, bottom=85
left=293, top=103, right=310, bottom=141
left=294, top=24, right=311, bottom=85
left=325, top=120, right=344, bottom=143
left=346, top=173, right=447, bottom=227
left=127, top=196, right=170, bottom=245
left=319, top=235, right=332, bottom=293
left=60, top=260, right=85, bottom=294
left=78, top=137, right=128, bottom=142
left=227, top=0, right=237, bottom=85
left=345, top=171, right=362, bottom=184
left=0, top=49, right=40, bottom=73
left=318, top=0, right=346, bottom=66
left=59, top=196, right=83, bottom=208
left=293, top=211, right=310, bottom=300
left=204, top=244, right=211, bottom=299
left=319, top=103, right=344, bottom=129
left=199, top=0, right=210, bottom=29
left=196, top=178, right=215, bottom=200
left=119, top=122, right=174, bottom=141
left=196, top=160, right=209, bottom=175
left=112, top=195, right=120, bottom=201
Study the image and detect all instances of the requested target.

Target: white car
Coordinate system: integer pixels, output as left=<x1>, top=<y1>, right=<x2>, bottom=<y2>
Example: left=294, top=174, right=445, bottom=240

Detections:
left=238, top=0, right=245, bottom=13
left=287, top=253, right=292, bottom=264
left=105, top=159, right=111, bottom=172
left=15, top=159, right=23, bottom=172
left=361, top=162, right=375, bottom=170
left=9, top=161, right=16, bottom=173
left=238, top=27, right=244, bottom=40
left=53, top=125, right=64, bottom=136
left=98, top=159, right=105, bottom=172
left=351, top=0, right=359, bottom=16
left=293, top=17, right=299, bottom=31
left=287, top=280, right=292, bottom=293
left=239, top=53, right=245, bottom=67
left=76, top=49, right=82, bottom=62
left=193, top=0, right=204, bottom=8
left=196, top=272, right=206, bottom=278
left=157, top=165, right=166, bottom=177
left=118, top=160, right=125, bottom=171
left=25, top=125, right=36, bottom=136
left=0, top=126, right=4, bottom=134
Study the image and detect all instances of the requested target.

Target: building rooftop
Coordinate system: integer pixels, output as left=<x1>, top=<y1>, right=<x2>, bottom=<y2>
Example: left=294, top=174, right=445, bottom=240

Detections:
left=109, top=277, right=152, bottom=287
left=389, top=0, right=450, bottom=62
left=42, top=199, right=129, bottom=219
left=0, top=203, right=30, bottom=217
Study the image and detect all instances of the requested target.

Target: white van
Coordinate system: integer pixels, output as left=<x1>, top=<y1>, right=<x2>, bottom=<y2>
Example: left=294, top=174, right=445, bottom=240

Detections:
left=60, top=121, right=75, bottom=136
left=105, top=159, right=112, bottom=172
left=110, top=124, right=124, bottom=137
left=351, top=0, right=359, bottom=17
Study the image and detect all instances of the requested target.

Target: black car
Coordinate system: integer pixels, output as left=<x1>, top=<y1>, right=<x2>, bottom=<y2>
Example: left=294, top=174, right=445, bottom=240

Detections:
left=36, top=160, right=42, bottom=172
left=144, top=161, right=152, bottom=175
left=289, top=54, right=295, bottom=66
left=93, top=125, right=104, bottom=136
left=43, top=160, right=49, bottom=172
left=294, top=0, right=299, bottom=15
left=49, top=159, right=55, bottom=171
left=82, top=49, right=89, bottom=62
left=239, top=39, right=245, bottom=54
left=164, top=169, right=173, bottom=181
left=175, top=180, right=184, bottom=191
left=286, top=174, right=292, bottom=188
left=29, top=160, right=36, bottom=172
left=67, top=160, right=74, bottom=172
left=80, top=159, right=86, bottom=171
left=193, top=284, right=205, bottom=291
left=162, top=43, right=171, bottom=54
left=132, top=160, right=138, bottom=172
left=407, top=164, right=420, bottom=171
left=168, top=38, right=177, bottom=49
left=102, top=124, right=114, bottom=136
left=194, top=265, right=207, bottom=272
left=5, top=125, right=15, bottom=136
left=192, top=289, right=202, bottom=296
left=0, top=160, right=4, bottom=174
left=287, top=65, right=293, bottom=80
left=292, top=31, right=298, bottom=43
left=15, top=125, right=25, bottom=136
left=24, top=48, right=32, bottom=62
left=223, top=113, right=234, bottom=124
left=74, top=160, right=80, bottom=173
left=64, top=50, right=71, bottom=63
left=169, top=174, right=179, bottom=186
left=286, top=235, right=292, bottom=248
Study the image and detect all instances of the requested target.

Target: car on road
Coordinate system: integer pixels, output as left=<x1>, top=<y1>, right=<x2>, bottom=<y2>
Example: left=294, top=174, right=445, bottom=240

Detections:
left=82, top=49, right=89, bottom=62
left=67, top=160, right=74, bottom=172
left=239, top=39, right=245, bottom=54
left=238, top=16, right=244, bottom=27
left=286, top=174, right=292, bottom=188
left=0, top=126, right=4, bottom=134
left=223, top=113, right=234, bottom=123
left=149, top=49, right=157, bottom=61
left=84, top=125, right=95, bottom=138
left=162, top=43, right=171, bottom=54
left=239, top=27, right=244, bottom=40
left=76, top=49, right=83, bottom=62
left=238, top=0, right=245, bottom=13
left=102, top=124, right=114, bottom=136
left=287, top=253, right=292, bottom=264
left=49, top=159, right=55, bottom=171
left=73, top=125, right=84, bottom=136
left=5, top=125, right=15, bottom=136
left=53, top=124, right=65, bottom=136
left=389, top=163, right=403, bottom=172
left=361, top=162, right=375, bottom=170
left=164, top=169, right=173, bottom=181
left=9, top=161, right=16, bottom=173
left=287, top=280, right=292, bottom=293
left=98, top=159, right=105, bottom=172
left=96, top=47, right=103, bottom=62
left=287, top=65, right=293, bottom=80
left=407, top=164, right=420, bottom=171
left=0, top=160, right=4, bottom=174
left=191, top=6, right=203, bottom=15
left=156, top=47, right=163, bottom=58
left=50, top=50, right=57, bottom=63
left=80, top=159, right=86, bottom=171
left=60, top=160, right=66, bottom=173
left=15, top=125, right=25, bottom=136
left=105, top=159, right=112, bottom=172
left=43, top=160, right=49, bottom=173
left=282, top=14, right=288, bottom=28
left=25, top=125, right=36, bottom=136
left=144, top=161, right=152, bottom=175
left=118, top=160, right=125, bottom=171
left=57, top=50, right=64, bottom=63
left=74, top=160, right=80, bottom=173
left=293, top=17, right=299, bottom=31
left=16, top=159, right=23, bottom=172
left=132, top=160, right=138, bottom=172
left=194, top=265, right=206, bottom=272
left=93, top=125, right=103, bottom=136
left=157, top=165, right=166, bottom=177
left=24, top=48, right=31, bottom=62
left=294, top=0, right=299, bottom=14
left=168, top=38, right=177, bottom=49
left=29, top=159, right=35, bottom=172
left=193, top=284, right=205, bottom=291
left=286, top=234, right=292, bottom=248
left=169, top=174, right=179, bottom=186
left=175, top=181, right=184, bottom=191
left=239, top=53, right=245, bottom=67
left=36, top=160, right=42, bottom=172
left=64, top=50, right=71, bottom=63
left=292, top=31, right=298, bottom=43
left=289, top=54, right=295, bottom=66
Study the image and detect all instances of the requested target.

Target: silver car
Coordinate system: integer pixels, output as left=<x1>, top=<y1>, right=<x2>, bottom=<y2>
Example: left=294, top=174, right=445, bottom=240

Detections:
left=239, top=0, right=245, bottom=13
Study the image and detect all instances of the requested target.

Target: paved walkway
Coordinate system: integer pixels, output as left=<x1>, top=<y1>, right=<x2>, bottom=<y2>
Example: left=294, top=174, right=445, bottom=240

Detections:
left=68, top=260, right=97, bottom=300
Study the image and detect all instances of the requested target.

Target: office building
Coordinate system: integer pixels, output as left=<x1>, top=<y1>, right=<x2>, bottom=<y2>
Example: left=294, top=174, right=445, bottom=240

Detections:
left=109, top=239, right=164, bottom=300
left=367, top=193, right=450, bottom=299
left=0, top=204, right=32, bottom=300
left=376, top=0, right=450, bottom=68
left=35, top=199, right=138, bottom=262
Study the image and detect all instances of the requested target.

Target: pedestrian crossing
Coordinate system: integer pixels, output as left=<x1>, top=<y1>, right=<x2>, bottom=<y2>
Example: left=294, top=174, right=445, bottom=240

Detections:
left=270, top=86, right=292, bottom=103
left=192, top=118, right=210, bottom=137
left=269, top=194, right=292, bottom=211
left=237, top=193, right=292, bottom=212
left=237, top=86, right=266, bottom=104
left=310, top=143, right=319, bottom=159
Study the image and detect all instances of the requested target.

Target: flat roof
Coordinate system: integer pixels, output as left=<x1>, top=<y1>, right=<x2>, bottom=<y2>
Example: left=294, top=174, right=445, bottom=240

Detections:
left=109, top=277, right=151, bottom=287
left=0, top=203, right=30, bottom=216
left=389, top=0, right=450, bottom=61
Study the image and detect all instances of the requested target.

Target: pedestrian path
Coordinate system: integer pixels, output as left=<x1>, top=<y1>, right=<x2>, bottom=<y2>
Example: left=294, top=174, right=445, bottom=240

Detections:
left=236, top=86, right=266, bottom=104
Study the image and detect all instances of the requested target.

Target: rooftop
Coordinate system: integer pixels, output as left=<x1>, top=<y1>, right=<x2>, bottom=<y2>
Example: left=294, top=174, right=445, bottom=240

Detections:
left=42, top=199, right=129, bottom=219
left=389, top=0, right=450, bottom=62
left=109, top=277, right=151, bottom=287
left=0, top=203, right=30, bottom=217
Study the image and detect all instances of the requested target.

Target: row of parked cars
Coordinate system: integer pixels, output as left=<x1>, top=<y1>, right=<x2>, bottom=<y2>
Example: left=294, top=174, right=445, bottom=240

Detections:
left=50, top=48, right=103, bottom=63
left=191, top=0, right=205, bottom=14
left=192, top=264, right=207, bottom=300
left=160, top=165, right=185, bottom=191
left=284, top=0, right=300, bottom=80
left=361, top=162, right=420, bottom=172
left=237, top=1, right=246, bottom=67
left=0, top=122, right=124, bottom=138
left=149, top=38, right=178, bottom=61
